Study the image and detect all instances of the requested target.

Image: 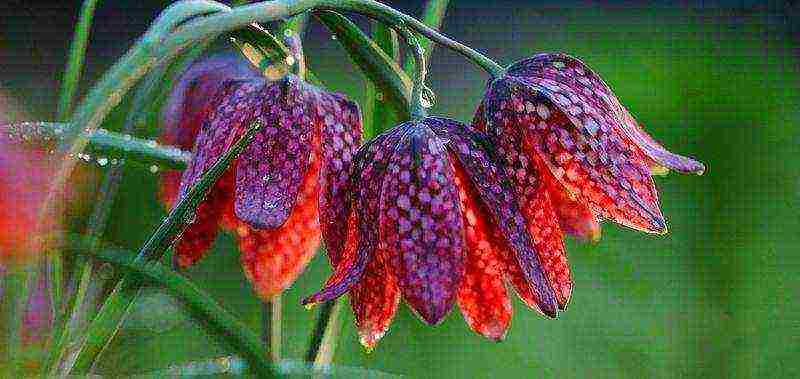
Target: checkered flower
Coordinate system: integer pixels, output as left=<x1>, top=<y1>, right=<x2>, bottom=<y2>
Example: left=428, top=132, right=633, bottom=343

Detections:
left=303, top=117, right=560, bottom=347
left=161, top=55, right=362, bottom=300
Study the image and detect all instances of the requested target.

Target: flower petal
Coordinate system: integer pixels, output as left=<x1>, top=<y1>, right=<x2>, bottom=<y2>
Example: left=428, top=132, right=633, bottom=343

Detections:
left=379, top=124, right=465, bottom=325
left=235, top=127, right=322, bottom=300
left=508, top=53, right=704, bottom=175
left=235, top=76, right=314, bottom=229
left=303, top=127, right=407, bottom=305
left=428, top=117, right=559, bottom=317
left=483, top=77, right=668, bottom=233
left=178, top=80, right=265, bottom=199
left=349, top=248, right=400, bottom=349
left=312, top=89, right=363, bottom=264
left=547, top=174, right=601, bottom=243
left=160, top=53, right=261, bottom=150
left=453, top=163, right=512, bottom=341
left=173, top=170, right=235, bottom=268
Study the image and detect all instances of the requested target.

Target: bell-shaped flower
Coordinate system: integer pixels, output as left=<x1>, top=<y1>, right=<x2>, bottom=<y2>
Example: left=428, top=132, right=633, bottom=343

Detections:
left=304, top=117, right=561, bottom=348
left=473, top=53, right=705, bottom=307
left=161, top=55, right=362, bottom=300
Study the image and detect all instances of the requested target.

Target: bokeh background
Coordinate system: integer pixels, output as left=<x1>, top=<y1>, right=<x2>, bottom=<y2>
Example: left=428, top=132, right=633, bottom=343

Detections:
left=1, top=0, right=799, bottom=377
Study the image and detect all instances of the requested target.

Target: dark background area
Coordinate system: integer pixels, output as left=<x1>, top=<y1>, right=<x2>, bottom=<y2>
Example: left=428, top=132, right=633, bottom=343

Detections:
left=1, top=1, right=799, bottom=377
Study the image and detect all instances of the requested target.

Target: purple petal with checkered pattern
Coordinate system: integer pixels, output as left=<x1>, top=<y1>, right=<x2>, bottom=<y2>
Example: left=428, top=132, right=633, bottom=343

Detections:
left=235, top=76, right=313, bottom=229
left=378, top=122, right=465, bottom=325
left=507, top=53, right=704, bottom=175
left=310, top=89, right=363, bottom=263
left=302, top=126, right=407, bottom=304
left=178, top=79, right=267, bottom=200
left=426, top=117, right=559, bottom=317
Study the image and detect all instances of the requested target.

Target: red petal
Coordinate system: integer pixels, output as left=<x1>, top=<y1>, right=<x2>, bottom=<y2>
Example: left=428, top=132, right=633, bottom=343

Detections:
left=173, top=169, right=235, bottom=268
left=518, top=155, right=573, bottom=308
left=379, top=124, right=465, bottom=325
left=546, top=173, right=601, bottom=243
left=349, top=248, right=400, bottom=349
left=453, top=165, right=512, bottom=341
left=236, top=137, right=322, bottom=299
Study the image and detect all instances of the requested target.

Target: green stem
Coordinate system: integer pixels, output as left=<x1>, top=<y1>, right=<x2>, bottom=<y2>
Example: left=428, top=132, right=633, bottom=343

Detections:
left=262, top=297, right=281, bottom=362
left=304, top=300, right=343, bottom=367
left=66, top=121, right=263, bottom=375
left=57, top=0, right=102, bottom=120
left=403, top=0, right=450, bottom=77
left=396, top=27, right=429, bottom=119
left=363, top=21, right=400, bottom=136
left=6, top=122, right=191, bottom=171
left=81, top=247, right=277, bottom=377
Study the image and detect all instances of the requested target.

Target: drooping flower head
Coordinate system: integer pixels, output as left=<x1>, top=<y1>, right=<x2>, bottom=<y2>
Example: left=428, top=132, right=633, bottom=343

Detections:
left=475, top=53, right=704, bottom=237
left=161, top=54, right=362, bottom=300
left=304, top=117, right=562, bottom=348
left=472, top=53, right=705, bottom=310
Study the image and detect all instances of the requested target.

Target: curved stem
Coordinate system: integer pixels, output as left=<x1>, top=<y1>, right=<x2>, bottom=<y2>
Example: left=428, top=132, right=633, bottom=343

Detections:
left=402, top=0, right=450, bottom=77
left=396, top=27, right=428, bottom=119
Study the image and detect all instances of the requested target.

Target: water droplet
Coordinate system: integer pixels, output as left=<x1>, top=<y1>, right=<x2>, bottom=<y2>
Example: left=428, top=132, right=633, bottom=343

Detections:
left=97, top=157, right=109, bottom=166
left=123, top=134, right=133, bottom=141
left=111, top=158, right=120, bottom=165
left=149, top=164, right=159, bottom=173
left=331, top=35, right=337, bottom=40
left=283, top=29, right=293, bottom=38
left=146, top=140, right=158, bottom=148
left=375, top=92, right=384, bottom=101
left=262, top=174, right=271, bottom=182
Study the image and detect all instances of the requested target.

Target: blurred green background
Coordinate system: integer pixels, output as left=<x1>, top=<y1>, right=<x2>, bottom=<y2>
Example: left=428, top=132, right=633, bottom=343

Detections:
left=1, top=0, right=799, bottom=377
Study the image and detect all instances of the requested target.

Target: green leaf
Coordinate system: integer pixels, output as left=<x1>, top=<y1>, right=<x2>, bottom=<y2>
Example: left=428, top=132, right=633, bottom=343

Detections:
left=315, top=10, right=411, bottom=121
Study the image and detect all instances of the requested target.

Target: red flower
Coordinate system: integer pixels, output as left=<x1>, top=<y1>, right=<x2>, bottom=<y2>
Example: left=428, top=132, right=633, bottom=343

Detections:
left=161, top=55, right=362, bottom=300
left=304, top=117, right=560, bottom=347
left=474, top=53, right=705, bottom=307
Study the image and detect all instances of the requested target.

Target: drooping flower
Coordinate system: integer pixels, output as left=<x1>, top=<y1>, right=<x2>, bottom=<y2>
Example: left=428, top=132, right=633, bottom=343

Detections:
left=161, top=55, right=362, bottom=300
left=303, top=117, right=561, bottom=347
left=473, top=53, right=705, bottom=307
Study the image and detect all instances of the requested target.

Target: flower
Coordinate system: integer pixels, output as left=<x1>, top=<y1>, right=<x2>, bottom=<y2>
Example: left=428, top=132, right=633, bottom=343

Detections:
left=303, top=117, right=561, bottom=347
left=161, top=55, right=362, bottom=300
left=473, top=53, right=705, bottom=306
